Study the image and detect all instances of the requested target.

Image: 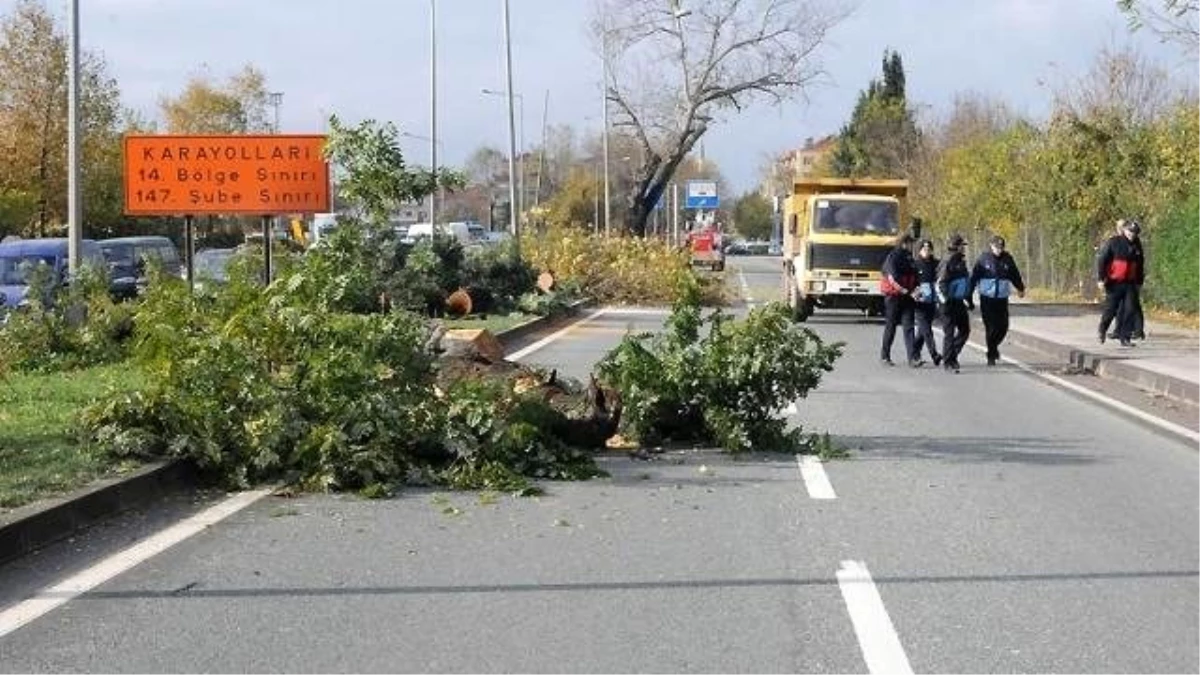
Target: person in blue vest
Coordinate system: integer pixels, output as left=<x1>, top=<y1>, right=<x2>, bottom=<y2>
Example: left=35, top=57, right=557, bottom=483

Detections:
left=911, top=238, right=943, bottom=367
left=969, top=234, right=1025, bottom=366
left=879, top=226, right=920, bottom=366
left=936, top=233, right=973, bottom=373
left=1096, top=219, right=1145, bottom=347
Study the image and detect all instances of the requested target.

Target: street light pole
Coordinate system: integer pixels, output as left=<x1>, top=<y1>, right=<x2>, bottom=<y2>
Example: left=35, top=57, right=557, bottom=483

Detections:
left=430, top=0, right=439, bottom=226
left=483, top=89, right=524, bottom=238
left=66, top=0, right=81, bottom=273
left=601, top=38, right=611, bottom=236
left=501, top=0, right=520, bottom=257
left=268, top=92, right=283, bottom=132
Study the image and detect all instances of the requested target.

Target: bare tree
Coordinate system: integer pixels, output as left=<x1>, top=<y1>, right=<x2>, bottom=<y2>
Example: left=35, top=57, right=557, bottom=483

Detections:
left=1117, top=0, right=1199, bottom=54
left=593, top=0, right=850, bottom=235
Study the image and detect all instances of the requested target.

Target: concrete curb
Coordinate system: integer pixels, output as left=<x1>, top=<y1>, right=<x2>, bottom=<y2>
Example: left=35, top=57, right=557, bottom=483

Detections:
left=0, top=460, right=194, bottom=566
left=1004, top=326, right=1199, bottom=406
left=491, top=298, right=594, bottom=347
left=0, top=300, right=594, bottom=566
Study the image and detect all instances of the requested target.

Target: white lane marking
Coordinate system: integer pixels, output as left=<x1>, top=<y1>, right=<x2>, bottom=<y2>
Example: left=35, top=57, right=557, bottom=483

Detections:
left=938, top=328, right=1200, bottom=444
left=796, top=454, right=836, bottom=499
left=507, top=308, right=610, bottom=361
left=737, top=269, right=754, bottom=304
left=837, top=560, right=914, bottom=675
left=0, top=487, right=272, bottom=639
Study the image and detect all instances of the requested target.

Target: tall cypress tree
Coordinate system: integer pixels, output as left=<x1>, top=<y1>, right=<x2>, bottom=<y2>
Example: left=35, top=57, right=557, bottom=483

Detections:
left=831, top=49, right=919, bottom=178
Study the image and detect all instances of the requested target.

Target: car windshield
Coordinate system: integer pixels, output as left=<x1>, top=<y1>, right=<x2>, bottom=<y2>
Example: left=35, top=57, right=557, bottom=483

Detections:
left=813, top=199, right=899, bottom=235
left=0, top=255, right=56, bottom=285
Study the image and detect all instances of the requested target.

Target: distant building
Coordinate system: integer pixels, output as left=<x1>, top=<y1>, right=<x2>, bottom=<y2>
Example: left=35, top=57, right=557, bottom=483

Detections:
left=760, top=134, right=838, bottom=197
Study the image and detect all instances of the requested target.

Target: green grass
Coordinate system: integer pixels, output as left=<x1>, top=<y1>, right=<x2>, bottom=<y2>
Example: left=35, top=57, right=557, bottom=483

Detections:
left=0, top=363, right=146, bottom=511
left=443, top=313, right=537, bottom=334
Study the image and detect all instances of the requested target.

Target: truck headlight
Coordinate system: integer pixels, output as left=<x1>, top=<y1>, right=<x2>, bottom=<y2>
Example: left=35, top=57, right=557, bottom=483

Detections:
left=808, top=280, right=826, bottom=293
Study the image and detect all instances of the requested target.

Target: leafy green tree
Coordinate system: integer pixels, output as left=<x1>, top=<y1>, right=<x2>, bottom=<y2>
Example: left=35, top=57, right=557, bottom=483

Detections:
left=323, top=116, right=463, bottom=226
left=732, top=192, right=773, bottom=241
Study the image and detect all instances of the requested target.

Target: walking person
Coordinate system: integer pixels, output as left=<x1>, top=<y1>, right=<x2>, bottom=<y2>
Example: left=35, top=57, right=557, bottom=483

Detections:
left=1096, top=219, right=1144, bottom=347
left=879, top=229, right=920, bottom=366
left=1104, top=219, right=1146, bottom=341
left=969, top=234, right=1026, bottom=366
left=936, top=233, right=973, bottom=373
left=911, top=238, right=943, bottom=367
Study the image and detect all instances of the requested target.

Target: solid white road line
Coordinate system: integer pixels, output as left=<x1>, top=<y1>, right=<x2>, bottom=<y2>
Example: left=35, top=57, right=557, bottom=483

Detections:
left=0, top=487, right=273, bottom=640
left=837, top=560, right=914, bottom=675
left=507, top=308, right=610, bottom=361
left=940, top=328, right=1200, bottom=444
left=796, top=454, right=836, bottom=499
left=737, top=269, right=754, bottom=304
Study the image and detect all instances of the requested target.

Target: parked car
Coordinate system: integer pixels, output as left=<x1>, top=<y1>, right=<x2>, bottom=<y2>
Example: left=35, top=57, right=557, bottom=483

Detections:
left=99, top=236, right=182, bottom=300
left=0, top=238, right=106, bottom=308
left=189, top=248, right=239, bottom=290
left=406, top=221, right=488, bottom=247
left=724, top=239, right=750, bottom=255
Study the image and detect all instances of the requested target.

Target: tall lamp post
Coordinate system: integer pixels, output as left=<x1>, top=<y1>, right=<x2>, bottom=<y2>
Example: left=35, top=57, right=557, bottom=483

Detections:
left=482, top=88, right=524, bottom=229
left=500, top=0, right=520, bottom=256
left=66, top=0, right=81, bottom=273
left=401, top=131, right=444, bottom=222
left=268, top=92, right=283, bottom=132
left=430, top=0, right=439, bottom=226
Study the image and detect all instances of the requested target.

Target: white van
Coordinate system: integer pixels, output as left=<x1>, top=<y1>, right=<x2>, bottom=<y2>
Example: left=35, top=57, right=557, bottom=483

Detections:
left=406, top=222, right=487, bottom=247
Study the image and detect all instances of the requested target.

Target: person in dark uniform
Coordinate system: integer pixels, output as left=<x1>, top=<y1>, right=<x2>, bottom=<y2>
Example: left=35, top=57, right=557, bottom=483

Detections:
left=911, top=238, right=942, bottom=367
left=969, top=234, right=1025, bottom=366
left=879, top=229, right=919, bottom=366
left=1105, top=219, right=1146, bottom=341
left=936, top=233, right=973, bottom=373
left=1096, top=219, right=1145, bottom=347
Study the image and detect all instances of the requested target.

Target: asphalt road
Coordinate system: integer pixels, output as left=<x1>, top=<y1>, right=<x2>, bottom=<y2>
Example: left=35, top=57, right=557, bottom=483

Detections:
left=0, top=259, right=1195, bottom=673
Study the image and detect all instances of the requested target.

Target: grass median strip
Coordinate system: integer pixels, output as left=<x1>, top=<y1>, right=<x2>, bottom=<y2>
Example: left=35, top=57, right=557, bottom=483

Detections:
left=0, top=363, right=145, bottom=511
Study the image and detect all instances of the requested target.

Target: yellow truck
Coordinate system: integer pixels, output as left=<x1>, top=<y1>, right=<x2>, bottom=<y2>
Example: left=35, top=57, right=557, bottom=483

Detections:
left=781, top=178, right=908, bottom=321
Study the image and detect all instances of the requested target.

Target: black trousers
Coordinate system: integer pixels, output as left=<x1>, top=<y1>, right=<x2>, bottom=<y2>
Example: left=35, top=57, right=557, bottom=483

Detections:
left=978, top=296, right=1009, bottom=361
left=912, top=302, right=940, bottom=361
left=941, top=299, right=970, bottom=365
left=881, top=294, right=915, bottom=362
left=1100, top=282, right=1137, bottom=341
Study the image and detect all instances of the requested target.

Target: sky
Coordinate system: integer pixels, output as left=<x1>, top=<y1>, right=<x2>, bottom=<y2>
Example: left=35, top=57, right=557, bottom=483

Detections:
left=12, top=0, right=1197, bottom=195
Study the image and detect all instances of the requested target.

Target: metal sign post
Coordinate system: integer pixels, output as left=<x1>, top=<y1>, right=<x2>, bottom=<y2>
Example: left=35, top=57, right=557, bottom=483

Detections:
left=184, top=215, right=195, bottom=293
left=262, top=215, right=273, bottom=284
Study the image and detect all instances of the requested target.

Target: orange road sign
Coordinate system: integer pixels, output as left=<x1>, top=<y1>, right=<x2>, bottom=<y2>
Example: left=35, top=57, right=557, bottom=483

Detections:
left=123, top=134, right=331, bottom=216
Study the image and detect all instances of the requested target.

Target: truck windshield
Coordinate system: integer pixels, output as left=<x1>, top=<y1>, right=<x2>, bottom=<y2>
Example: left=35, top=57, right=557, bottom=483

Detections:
left=813, top=199, right=899, bottom=235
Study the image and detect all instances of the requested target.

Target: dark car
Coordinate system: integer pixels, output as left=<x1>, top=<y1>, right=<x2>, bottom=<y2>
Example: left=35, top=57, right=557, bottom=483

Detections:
left=0, top=238, right=107, bottom=308
left=99, top=236, right=183, bottom=300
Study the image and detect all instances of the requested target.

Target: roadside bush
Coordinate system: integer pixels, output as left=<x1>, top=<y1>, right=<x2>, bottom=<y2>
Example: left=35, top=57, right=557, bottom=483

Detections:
left=1144, top=192, right=1198, bottom=313
left=0, top=264, right=134, bottom=372
left=596, top=279, right=843, bottom=452
left=461, top=240, right=539, bottom=314
left=523, top=223, right=726, bottom=306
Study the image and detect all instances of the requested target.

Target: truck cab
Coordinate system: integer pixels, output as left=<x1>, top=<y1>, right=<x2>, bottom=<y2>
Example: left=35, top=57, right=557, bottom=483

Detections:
left=781, top=178, right=907, bottom=321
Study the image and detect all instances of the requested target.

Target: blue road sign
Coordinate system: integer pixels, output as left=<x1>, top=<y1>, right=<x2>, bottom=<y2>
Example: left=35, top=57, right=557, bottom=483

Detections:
left=685, top=180, right=719, bottom=209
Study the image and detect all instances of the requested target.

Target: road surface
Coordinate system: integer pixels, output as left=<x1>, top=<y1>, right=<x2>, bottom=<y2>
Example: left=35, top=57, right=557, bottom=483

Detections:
left=0, top=258, right=1195, bottom=673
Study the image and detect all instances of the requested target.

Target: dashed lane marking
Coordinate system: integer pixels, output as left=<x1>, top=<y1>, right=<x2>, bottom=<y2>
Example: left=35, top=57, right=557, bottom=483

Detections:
left=837, top=560, right=914, bottom=674
left=796, top=454, right=836, bottom=499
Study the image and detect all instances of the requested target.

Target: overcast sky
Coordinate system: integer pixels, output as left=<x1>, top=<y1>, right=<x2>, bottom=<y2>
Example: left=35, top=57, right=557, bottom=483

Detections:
left=12, top=0, right=1196, bottom=194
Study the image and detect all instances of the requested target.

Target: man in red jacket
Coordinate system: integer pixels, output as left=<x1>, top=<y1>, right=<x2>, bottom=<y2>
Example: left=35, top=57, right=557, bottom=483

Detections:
left=1096, top=219, right=1145, bottom=347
